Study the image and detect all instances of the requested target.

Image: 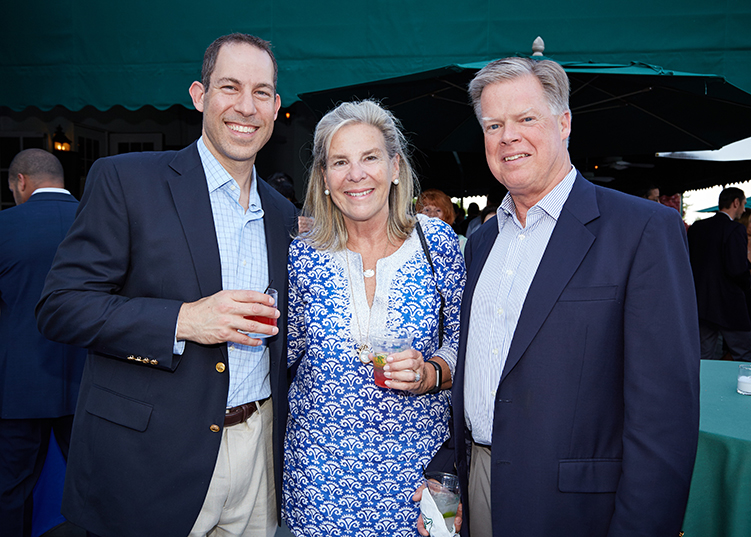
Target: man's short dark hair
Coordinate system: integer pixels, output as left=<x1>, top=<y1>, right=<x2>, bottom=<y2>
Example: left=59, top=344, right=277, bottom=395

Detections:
left=267, top=172, right=296, bottom=201
left=8, top=148, right=64, bottom=185
left=201, top=33, right=278, bottom=92
left=719, top=187, right=746, bottom=210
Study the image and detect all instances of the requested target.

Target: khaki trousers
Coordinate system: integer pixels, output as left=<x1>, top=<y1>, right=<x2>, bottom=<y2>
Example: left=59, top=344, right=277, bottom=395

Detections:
left=468, top=442, right=493, bottom=537
left=189, top=398, right=276, bottom=537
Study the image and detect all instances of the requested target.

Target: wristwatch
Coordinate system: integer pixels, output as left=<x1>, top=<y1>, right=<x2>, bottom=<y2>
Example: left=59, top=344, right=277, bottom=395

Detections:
left=427, top=360, right=442, bottom=394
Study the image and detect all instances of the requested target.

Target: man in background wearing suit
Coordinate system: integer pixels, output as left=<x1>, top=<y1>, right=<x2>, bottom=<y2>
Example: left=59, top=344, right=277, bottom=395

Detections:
left=687, top=187, right=751, bottom=360
left=36, top=33, right=297, bottom=537
left=452, top=58, right=700, bottom=537
left=0, top=148, right=87, bottom=536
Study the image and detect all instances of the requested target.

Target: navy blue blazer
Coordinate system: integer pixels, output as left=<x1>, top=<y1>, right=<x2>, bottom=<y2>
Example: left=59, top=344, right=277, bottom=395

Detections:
left=687, top=212, right=751, bottom=331
left=36, top=143, right=297, bottom=537
left=453, top=174, right=700, bottom=537
left=0, top=191, right=86, bottom=418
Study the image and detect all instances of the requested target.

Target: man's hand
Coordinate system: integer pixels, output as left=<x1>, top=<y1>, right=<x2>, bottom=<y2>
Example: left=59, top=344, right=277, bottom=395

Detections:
left=176, top=289, right=278, bottom=346
left=412, top=483, right=463, bottom=535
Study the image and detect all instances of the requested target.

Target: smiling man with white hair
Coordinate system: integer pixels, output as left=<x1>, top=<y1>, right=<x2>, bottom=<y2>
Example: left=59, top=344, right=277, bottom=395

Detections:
left=447, top=57, right=701, bottom=537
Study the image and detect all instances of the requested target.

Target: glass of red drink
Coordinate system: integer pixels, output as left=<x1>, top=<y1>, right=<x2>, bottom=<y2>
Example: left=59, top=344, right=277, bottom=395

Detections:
left=246, top=287, right=278, bottom=338
left=370, top=333, right=414, bottom=388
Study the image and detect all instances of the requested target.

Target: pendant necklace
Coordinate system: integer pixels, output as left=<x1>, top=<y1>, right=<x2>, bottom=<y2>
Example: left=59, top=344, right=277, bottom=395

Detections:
left=361, top=239, right=389, bottom=278
left=345, top=249, right=373, bottom=364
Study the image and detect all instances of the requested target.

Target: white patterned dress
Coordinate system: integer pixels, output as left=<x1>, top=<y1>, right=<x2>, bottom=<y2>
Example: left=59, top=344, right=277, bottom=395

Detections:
left=283, top=215, right=466, bottom=537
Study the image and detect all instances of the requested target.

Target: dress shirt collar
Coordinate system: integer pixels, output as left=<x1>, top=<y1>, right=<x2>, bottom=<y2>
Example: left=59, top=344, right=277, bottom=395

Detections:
left=31, top=187, right=70, bottom=196
left=498, top=166, right=578, bottom=231
left=197, top=136, right=261, bottom=208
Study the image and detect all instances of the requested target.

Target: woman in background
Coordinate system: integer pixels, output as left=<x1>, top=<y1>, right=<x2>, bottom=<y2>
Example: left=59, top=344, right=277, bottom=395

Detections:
left=416, top=188, right=467, bottom=254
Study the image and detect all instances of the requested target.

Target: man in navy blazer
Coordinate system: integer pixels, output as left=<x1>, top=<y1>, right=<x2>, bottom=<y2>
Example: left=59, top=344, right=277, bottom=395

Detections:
left=687, top=187, right=751, bottom=360
left=451, top=58, right=700, bottom=536
left=36, top=34, right=297, bottom=537
left=0, top=148, right=86, bottom=536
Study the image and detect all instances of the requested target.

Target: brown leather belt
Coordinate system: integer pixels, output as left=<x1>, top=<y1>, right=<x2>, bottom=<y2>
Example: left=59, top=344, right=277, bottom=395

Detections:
left=224, top=397, right=270, bottom=427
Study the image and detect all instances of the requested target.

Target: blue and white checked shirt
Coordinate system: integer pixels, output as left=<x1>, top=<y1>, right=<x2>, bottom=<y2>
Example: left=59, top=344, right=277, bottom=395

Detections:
left=464, top=167, right=577, bottom=445
left=195, top=137, right=271, bottom=407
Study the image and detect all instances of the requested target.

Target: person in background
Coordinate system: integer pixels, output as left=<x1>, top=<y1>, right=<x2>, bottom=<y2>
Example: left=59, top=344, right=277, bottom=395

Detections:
left=35, top=33, right=297, bottom=537
left=283, top=100, right=465, bottom=536
left=479, top=205, right=498, bottom=224
left=659, top=190, right=689, bottom=230
left=0, top=149, right=87, bottom=536
left=739, top=208, right=751, bottom=264
left=453, top=203, right=465, bottom=234
left=461, top=202, right=481, bottom=237
left=688, top=187, right=751, bottom=361
left=267, top=171, right=302, bottom=209
left=417, top=188, right=467, bottom=253
left=443, top=56, right=699, bottom=537
left=636, top=182, right=660, bottom=202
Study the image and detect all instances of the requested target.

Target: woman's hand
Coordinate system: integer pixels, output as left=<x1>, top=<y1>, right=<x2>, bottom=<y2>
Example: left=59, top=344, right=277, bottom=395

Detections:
left=383, top=349, right=431, bottom=394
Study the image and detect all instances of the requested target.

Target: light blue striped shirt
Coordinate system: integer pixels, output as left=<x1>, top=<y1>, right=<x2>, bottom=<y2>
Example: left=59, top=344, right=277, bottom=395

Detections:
left=464, top=167, right=577, bottom=445
left=198, top=137, right=270, bottom=407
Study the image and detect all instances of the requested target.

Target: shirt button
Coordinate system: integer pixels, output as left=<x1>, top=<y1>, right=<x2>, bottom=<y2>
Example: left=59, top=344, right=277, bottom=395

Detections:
left=497, top=307, right=504, bottom=315
left=216, top=362, right=226, bottom=373
left=506, top=269, right=514, bottom=276
left=210, top=424, right=221, bottom=433
left=518, top=234, right=525, bottom=240
left=492, top=349, right=499, bottom=355
left=230, top=185, right=236, bottom=191
left=242, top=260, right=247, bottom=266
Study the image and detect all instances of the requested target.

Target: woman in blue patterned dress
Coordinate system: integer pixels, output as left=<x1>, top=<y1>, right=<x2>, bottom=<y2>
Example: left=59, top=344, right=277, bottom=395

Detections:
left=283, top=100, right=466, bottom=536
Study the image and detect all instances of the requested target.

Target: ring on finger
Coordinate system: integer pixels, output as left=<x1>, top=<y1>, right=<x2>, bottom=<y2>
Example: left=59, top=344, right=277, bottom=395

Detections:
left=414, top=370, right=421, bottom=383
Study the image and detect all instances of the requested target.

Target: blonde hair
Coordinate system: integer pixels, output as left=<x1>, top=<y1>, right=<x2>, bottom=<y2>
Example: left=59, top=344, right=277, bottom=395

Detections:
left=301, top=100, right=417, bottom=251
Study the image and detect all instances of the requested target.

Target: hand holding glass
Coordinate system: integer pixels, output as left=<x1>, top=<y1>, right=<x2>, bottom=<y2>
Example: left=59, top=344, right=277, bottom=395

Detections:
left=245, top=287, right=278, bottom=339
left=370, top=333, right=414, bottom=388
left=423, top=471, right=460, bottom=532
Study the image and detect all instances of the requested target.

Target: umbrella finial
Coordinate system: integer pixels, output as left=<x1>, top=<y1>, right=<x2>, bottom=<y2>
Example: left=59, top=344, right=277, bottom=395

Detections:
left=532, top=36, right=545, bottom=56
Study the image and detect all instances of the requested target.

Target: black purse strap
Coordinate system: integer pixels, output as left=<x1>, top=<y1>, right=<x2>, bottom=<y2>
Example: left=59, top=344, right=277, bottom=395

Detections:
left=415, top=221, right=445, bottom=347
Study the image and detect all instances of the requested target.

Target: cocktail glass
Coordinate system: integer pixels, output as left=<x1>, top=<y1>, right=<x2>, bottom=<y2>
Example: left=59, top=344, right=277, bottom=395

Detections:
left=423, top=471, right=460, bottom=532
left=370, top=332, right=414, bottom=388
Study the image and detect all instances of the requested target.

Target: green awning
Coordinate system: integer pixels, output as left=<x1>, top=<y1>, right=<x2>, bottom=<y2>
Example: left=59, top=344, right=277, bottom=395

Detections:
left=2, top=0, right=750, bottom=112
left=698, top=200, right=751, bottom=212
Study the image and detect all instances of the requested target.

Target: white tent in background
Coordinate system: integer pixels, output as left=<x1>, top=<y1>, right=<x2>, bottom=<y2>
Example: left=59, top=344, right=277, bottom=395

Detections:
left=658, top=137, right=751, bottom=161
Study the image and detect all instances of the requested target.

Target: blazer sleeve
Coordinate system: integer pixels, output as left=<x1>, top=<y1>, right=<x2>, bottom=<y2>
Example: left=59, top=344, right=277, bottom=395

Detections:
left=723, top=221, right=751, bottom=288
left=36, top=157, right=184, bottom=370
left=609, top=207, right=700, bottom=536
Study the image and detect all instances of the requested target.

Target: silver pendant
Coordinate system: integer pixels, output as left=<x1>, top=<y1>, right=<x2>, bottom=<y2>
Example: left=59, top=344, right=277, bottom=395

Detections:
left=357, top=344, right=372, bottom=364
left=363, top=269, right=375, bottom=278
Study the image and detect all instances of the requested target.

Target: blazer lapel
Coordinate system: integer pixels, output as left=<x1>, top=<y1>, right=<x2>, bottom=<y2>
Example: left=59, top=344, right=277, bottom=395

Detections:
left=500, top=174, right=599, bottom=383
left=166, top=143, right=223, bottom=300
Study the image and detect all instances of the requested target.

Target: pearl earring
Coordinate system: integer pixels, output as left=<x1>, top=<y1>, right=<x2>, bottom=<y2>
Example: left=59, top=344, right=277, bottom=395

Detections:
left=324, top=189, right=330, bottom=196
left=393, top=179, right=400, bottom=185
